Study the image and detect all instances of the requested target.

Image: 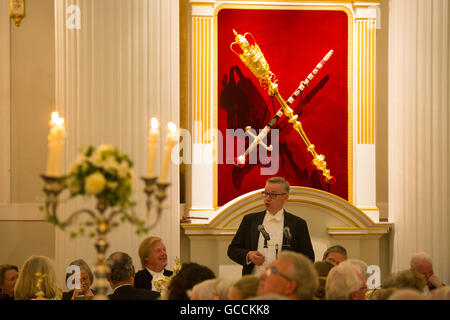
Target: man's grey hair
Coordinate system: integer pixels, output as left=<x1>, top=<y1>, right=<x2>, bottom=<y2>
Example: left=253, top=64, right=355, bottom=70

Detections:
left=266, top=177, right=290, bottom=194
left=344, top=259, right=369, bottom=282
left=190, top=277, right=238, bottom=300
left=190, top=279, right=217, bottom=300
left=106, top=251, right=133, bottom=283
left=410, top=252, right=433, bottom=269
left=322, top=245, right=348, bottom=260
left=279, top=251, right=318, bottom=300
left=215, top=277, right=239, bottom=300
left=326, top=262, right=363, bottom=300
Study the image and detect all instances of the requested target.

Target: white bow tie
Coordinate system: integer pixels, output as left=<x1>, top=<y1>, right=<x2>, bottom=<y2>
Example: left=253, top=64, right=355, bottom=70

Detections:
left=266, top=215, right=281, bottom=222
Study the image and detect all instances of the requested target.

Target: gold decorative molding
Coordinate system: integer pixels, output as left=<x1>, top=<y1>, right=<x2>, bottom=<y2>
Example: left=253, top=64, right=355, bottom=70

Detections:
left=192, top=16, right=213, bottom=144
left=357, top=18, right=376, bottom=144
left=10, top=0, right=25, bottom=27
left=191, top=0, right=380, bottom=3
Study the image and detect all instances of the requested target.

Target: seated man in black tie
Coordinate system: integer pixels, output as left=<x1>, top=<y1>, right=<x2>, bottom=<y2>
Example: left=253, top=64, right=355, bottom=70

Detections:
left=227, top=177, right=315, bottom=276
left=106, top=251, right=160, bottom=300
left=134, top=236, right=173, bottom=291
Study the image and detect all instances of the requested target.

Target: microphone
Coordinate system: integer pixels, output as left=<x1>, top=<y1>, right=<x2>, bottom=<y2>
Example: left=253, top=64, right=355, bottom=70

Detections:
left=258, top=225, right=270, bottom=241
left=284, top=227, right=292, bottom=239
left=284, top=227, right=292, bottom=248
left=258, top=224, right=270, bottom=248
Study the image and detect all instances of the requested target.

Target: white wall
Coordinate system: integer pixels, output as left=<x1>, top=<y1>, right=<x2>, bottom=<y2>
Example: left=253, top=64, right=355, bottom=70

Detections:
left=389, top=0, right=450, bottom=284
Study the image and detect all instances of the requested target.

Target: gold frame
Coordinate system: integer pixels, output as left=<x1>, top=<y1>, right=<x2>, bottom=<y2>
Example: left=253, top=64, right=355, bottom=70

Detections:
left=212, top=4, right=354, bottom=208
left=10, top=0, right=25, bottom=27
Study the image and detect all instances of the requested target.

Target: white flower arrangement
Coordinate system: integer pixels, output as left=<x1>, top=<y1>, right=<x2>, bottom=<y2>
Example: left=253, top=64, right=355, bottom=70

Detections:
left=66, top=144, right=135, bottom=209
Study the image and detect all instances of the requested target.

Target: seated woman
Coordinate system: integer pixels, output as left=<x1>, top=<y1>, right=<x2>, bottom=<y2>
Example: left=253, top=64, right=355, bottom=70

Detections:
left=0, top=264, right=19, bottom=300
left=14, top=255, right=60, bottom=300
left=62, top=259, right=96, bottom=300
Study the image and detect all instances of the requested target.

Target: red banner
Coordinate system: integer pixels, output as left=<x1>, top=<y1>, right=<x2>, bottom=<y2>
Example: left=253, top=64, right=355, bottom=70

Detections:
left=217, top=8, right=349, bottom=206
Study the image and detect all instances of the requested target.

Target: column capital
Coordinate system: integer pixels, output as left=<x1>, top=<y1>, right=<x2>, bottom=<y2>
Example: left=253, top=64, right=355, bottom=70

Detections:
left=354, top=6, right=378, bottom=20
left=190, top=0, right=215, bottom=17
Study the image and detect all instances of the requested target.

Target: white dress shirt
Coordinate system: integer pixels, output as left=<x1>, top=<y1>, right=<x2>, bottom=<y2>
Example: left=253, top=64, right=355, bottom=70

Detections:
left=146, top=267, right=164, bottom=291
left=252, top=209, right=285, bottom=276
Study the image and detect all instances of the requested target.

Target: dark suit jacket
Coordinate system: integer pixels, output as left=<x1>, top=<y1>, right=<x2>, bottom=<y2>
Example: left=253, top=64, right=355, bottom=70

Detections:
left=227, top=210, right=315, bottom=275
left=108, top=285, right=160, bottom=300
left=134, top=268, right=173, bottom=290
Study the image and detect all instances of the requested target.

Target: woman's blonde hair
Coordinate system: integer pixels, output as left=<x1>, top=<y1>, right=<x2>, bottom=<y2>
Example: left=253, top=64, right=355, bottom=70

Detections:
left=138, top=236, right=162, bottom=268
left=14, top=255, right=59, bottom=300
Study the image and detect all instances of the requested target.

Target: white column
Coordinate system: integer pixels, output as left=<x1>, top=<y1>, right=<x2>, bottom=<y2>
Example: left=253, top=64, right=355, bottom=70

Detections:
left=353, top=3, right=379, bottom=222
left=54, top=0, right=179, bottom=287
left=389, top=0, right=449, bottom=284
left=189, top=2, right=216, bottom=216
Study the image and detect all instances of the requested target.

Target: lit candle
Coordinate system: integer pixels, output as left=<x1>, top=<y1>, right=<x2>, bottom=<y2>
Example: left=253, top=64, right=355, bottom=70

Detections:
left=46, top=111, right=65, bottom=176
left=159, top=122, right=177, bottom=183
left=147, top=117, right=159, bottom=177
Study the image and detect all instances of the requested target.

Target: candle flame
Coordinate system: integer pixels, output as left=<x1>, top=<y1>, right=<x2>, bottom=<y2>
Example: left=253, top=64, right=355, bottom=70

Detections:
left=51, top=111, right=64, bottom=126
left=150, top=117, right=159, bottom=129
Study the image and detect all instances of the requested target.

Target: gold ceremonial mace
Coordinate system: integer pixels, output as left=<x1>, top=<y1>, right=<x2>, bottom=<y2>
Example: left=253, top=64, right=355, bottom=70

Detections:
left=230, top=30, right=335, bottom=183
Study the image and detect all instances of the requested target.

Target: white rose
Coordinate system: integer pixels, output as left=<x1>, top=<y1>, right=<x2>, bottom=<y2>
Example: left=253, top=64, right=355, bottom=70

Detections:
left=118, top=161, right=129, bottom=179
left=74, top=154, right=86, bottom=166
left=103, top=156, right=119, bottom=172
left=69, top=154, right=86, bottom=173
left=89, top=152, right=103, bottom=167
left=85, top=172, right=106, bottom=195
left=96, top=144, right=115, bottom=153
left=90, top=145, right=113, bottom=167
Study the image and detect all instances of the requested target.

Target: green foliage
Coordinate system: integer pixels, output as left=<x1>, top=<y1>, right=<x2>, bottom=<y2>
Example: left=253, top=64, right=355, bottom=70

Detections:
left=65, top=144, right=135, bottom=209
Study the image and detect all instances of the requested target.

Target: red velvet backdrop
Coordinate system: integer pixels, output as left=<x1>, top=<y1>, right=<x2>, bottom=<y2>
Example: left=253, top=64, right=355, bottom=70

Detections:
left=217, top=9, right=349, bottom=206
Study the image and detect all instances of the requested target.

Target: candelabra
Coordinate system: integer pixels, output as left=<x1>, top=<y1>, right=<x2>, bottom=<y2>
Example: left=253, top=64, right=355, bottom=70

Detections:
left=32, top=273, right=48, bottom=300
left=41, top=174, right=170, bottom=300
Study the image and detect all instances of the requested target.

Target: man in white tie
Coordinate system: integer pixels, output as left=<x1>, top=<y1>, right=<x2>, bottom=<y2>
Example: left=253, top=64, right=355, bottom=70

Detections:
left=134, top=236, right=173, bottom=291
left=227, top=177, right=315, bottom=276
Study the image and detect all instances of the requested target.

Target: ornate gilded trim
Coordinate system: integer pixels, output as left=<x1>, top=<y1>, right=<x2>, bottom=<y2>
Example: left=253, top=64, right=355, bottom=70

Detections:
left=357, top=18, right=376, bottom=144
left=192, top=16, right=213, bottom=144
left=10, top=0, right=25, bottom=27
